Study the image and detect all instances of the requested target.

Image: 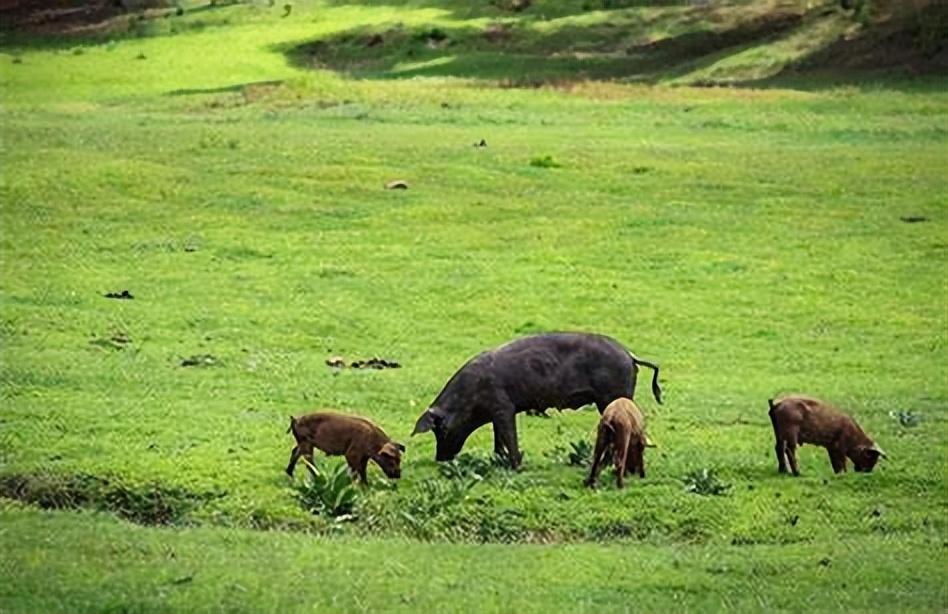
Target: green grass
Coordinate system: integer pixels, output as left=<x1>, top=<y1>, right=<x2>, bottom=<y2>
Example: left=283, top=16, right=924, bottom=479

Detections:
left=1, top=0, right=947, bottom=611
left=1, top=506, right=946, bottom=613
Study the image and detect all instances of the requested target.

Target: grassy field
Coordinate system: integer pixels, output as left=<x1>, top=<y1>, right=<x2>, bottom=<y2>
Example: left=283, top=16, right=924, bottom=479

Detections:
left=1, top=0, right=947, bottom=611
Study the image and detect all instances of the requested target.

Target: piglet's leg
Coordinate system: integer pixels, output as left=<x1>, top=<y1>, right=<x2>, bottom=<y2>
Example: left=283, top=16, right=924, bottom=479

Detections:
left=775, top=439, right=789, bottom=474
left=633, top=443, right=645, bottom=479
left=613, top=438, right=630, bottom=489
left=585, top=430, right=610, bottom=488
left=785, top=437, right=800, bottom=477
left=285, top=446, right=301, bottom=476
left=345, top=449, right=368, bottom=484
left=828, top=447, right=847, bottom=474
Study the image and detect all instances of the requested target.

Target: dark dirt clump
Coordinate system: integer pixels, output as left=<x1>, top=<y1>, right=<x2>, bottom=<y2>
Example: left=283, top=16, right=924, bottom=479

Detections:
left=104, top=290, right=134, bottom=299
left=181, top=354, right=217, bottom=367
left=326, top=356, right=401, bottom=370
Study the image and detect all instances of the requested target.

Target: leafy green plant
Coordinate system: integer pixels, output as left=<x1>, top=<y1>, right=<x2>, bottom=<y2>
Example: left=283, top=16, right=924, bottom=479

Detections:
left=546, top=439, right=612, bottom=467
left=890, top=410, right=921, bottom=428
left=684, top=468, right=731, bottom=496
left=397, top=478, right=480, bottom=539
left=438, top=451, right=505, bottom=481
left=529, top=154, right=561, bottom=169
left=293, top=459, right=358, bottom=519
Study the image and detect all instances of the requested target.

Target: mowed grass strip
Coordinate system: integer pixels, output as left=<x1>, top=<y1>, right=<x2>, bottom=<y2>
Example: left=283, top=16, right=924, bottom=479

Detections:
left=0, top=507, right=945, bottom=614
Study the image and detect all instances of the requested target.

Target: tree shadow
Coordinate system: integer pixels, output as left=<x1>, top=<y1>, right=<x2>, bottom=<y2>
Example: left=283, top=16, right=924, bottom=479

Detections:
left=753, top=1, right=948, bottom=87
left=283, top=5, right=807, bottom=85
left=0, top=0, right=242, bottom=47
left=318, top=0, right=690, bottom=23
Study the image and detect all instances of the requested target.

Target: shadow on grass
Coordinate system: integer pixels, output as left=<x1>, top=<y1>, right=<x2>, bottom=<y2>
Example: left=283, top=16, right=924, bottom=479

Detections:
left=0, top=0, right=248, bottom=49
left=319, top=0, right=692, bottom=22
left=283, top=5, right=806, bottom=85
left=282, top=1, right=947, bottom=90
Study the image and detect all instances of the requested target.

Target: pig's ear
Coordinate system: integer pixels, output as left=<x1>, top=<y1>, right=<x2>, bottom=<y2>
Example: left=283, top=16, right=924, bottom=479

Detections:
left=412, top=409, right=438, bottom=436
left=869, top=443, right=887, bottom=460
left=395, top=442, right=406, bottom=452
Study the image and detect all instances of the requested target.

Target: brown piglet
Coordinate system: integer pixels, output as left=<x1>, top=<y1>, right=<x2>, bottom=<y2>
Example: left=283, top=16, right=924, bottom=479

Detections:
left=286, top=412, right=405, bottom=483
left=585, top=397, right=652, bottom=489
left=768, top=396, right=885, bottom=476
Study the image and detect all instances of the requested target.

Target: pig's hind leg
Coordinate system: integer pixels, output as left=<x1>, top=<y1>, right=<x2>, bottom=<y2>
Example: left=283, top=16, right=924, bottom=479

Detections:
left=784, top=432, right=800, bottom=477
left=585, top=426, right=611, bottom=488
left=775, top=438, right=789, bottom=474
left=613, top=436, right=630, bottom=489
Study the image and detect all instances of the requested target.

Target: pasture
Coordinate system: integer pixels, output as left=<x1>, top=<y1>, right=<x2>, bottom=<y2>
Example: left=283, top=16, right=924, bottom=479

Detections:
left=1, top=0, right=946, bottom=611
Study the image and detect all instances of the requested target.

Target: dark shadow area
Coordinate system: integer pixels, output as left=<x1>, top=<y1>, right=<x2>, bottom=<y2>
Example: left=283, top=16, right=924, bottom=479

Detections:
left=283, top=0, right=947, bottom=90
left=775, top=2, right=948, bottom=77
left=0, top=0, right=243, bottom=47
left=319, top=0, right=694, bottom=22
left=284, top=5, right=807, bottom=85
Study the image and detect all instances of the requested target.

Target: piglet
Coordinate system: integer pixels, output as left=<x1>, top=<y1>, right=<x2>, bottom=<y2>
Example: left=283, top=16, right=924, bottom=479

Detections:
left=768, top=396, right=885, bottom=476
left=585, top=397, right=652, bottom=489
left=286, top=412, right=405, bottom=483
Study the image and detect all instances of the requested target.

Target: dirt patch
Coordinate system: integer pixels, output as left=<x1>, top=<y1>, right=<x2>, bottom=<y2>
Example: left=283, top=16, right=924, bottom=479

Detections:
left=181, top=354, right=217, bottom=367
left=89, top=331, right=132, bottom=350
left=325, top=356, right=401, bottom=370
left=0, top=472, right=223, bottom=525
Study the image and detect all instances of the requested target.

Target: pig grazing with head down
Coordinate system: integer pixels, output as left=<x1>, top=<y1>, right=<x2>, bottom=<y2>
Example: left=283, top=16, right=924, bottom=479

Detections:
left=412, top=332, right=662, bottom=469
left=286, top=412, right=405, bottom=483
left=585, top=397, right=652, bottom=489
left=768, top=396, right=886, bottom=476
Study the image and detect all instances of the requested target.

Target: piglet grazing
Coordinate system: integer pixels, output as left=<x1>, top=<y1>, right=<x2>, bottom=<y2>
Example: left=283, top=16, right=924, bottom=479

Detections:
left=286, top=412, right=405, bottom=483
left=768, top=396, right=885, bottom=476
left=585, top=397, right=652, bottom=489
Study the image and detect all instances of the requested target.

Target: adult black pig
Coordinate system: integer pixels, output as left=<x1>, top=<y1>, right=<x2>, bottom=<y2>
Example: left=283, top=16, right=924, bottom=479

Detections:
left=411, top=332, right=662, bottom=469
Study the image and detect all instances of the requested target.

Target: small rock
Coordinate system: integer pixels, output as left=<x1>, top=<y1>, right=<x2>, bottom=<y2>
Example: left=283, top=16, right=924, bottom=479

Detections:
left=385, top=180, right=409, bottom=190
